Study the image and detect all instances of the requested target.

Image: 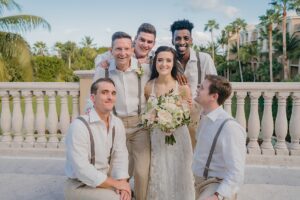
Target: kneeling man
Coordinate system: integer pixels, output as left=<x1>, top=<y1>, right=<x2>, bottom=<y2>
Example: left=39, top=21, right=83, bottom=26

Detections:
left=64, top=78, right=131, bottom=200
left=193, top=75, right=246, bottom=200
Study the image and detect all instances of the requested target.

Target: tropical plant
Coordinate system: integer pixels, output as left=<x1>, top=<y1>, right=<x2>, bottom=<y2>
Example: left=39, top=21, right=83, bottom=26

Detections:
left=33, top=41, right=48, bottom=56
left=0, top=0, right=50, bottom=81
left=204, top=19, right=219, bottom=63
left=259, top=9, right=281, bottom=82
left=80, top=36, right=95, bottom=48
left=231, top=18, right=247, bottom=82
left=273, top=31, right=300, bottom=60
left=270, top=0, right=300, bottom=80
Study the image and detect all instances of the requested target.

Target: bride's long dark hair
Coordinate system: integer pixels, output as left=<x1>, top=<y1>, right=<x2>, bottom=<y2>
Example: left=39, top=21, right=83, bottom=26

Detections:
left=150, top=46, right=178, bottom=80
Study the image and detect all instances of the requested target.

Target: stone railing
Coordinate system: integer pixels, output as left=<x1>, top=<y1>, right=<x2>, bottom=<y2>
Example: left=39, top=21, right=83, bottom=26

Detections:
left=228, top=82, right=300, bottom=156
left=0, top=72, right=299, bottom=157
left=0, top=82, right=79, bottom=149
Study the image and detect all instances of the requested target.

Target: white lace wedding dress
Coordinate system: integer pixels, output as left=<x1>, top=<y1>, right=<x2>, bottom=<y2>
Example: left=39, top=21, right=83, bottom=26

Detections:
left=147, top=80, right=195, bottom=200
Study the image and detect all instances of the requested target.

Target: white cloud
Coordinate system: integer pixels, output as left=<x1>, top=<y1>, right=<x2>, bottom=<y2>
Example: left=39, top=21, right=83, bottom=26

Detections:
left=63, top=28, right=80, bottom=35
left=183, top=0, right=239, bottom=19
left=105, top=28, right=112, bottom=33
left=193, top=31, right=211, bottom=46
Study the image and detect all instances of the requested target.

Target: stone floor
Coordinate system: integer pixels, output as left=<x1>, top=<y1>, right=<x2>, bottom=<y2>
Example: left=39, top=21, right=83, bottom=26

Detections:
left=1, top=155, right=300, bottom=200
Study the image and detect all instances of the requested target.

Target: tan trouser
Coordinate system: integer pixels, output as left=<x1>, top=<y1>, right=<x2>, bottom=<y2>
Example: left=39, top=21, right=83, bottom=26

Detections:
left=120, top=115, right=151, bottom=200
left=189, top=103, right=202, bottom=150
left=64, top=179, right=120, bottom=200
left=195, top=176, right=237, bottom=200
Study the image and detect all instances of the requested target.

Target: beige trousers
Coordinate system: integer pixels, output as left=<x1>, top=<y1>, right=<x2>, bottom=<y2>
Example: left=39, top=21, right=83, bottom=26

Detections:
left=195, top=176, right=237, bottom=200
left=121, top=115, right=151, bottom=200
left=189, top=103, right=202, bottom=150
left=64, top=179, right=120, bottom=200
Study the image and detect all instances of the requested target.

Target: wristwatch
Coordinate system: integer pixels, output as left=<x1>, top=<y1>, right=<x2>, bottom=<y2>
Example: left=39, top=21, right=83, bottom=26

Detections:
left=214, top=192, right=224, bottom=200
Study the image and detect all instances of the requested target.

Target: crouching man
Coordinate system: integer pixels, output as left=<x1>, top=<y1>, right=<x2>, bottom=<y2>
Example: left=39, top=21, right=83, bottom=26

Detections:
left=193, top=75, right=246, bottom=200
left=64, top=78, right=131, bottom=200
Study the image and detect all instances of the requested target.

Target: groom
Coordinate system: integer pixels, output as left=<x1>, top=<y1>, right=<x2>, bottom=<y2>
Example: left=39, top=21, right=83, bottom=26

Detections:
left=193, top=75, right=246, bottom=200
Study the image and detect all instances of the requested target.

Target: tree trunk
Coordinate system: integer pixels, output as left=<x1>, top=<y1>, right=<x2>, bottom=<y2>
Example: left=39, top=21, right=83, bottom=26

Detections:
left=68, top=56, right=71, bottom=69
left=283, top=8, right=289, bottom=80
left=237, top=30, right=244, bottom=82
left=211, top=31, right=215, bottom=63
left=269, top=24, right=273, bottom=82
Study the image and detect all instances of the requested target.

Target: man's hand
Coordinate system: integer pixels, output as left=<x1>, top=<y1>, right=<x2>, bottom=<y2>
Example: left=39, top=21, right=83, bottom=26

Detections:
left=176, top=74, right=188, bottom=85
left=99, top=60, right=109, bottom=69
left=120, top=189, right=131, bottom=200
left=114, top=180, right=131, bottom=195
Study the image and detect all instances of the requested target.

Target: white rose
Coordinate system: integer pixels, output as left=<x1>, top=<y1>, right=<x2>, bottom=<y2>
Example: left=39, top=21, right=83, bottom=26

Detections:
left=157, top=109, right=173, bottom=125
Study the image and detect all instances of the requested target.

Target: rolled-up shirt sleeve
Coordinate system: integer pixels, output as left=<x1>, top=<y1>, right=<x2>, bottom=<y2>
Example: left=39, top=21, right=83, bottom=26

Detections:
left=216, top=122, right=247, bottom=198
left=110, top=119, right=129, bottom=180
left=65, top=120, right=107, bottom=188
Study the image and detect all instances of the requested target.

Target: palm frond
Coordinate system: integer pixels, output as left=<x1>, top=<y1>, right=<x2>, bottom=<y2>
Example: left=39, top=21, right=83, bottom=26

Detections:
left=0, top=0, right=20, bottom=15
left=0, top=15, right=51, bottom=33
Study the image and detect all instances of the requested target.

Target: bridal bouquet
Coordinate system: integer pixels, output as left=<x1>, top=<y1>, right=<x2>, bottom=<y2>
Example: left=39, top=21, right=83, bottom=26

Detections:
left=141, top=89, right=191, bottom=145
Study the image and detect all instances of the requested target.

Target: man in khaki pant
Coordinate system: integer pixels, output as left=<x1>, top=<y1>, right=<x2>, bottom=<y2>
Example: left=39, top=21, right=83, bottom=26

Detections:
left=64, top=78, right=131, bottom=200
left=92, top=31, right=154, bottom=200
left=193, top=75, right=246, bottom=200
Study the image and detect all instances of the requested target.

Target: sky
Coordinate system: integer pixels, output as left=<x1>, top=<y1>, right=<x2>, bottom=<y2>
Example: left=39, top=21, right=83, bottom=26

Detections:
left=10, top=0, right=273, bottom=50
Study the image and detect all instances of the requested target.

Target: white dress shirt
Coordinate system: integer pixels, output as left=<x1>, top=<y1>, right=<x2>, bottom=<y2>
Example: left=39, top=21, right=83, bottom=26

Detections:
left=182, top=48, right=217, bottom=98
left=93, top=57, right=151, bottom=117
left=65, top=108, right=129, bottom=188
left=192, top=106, right=246, bottom=198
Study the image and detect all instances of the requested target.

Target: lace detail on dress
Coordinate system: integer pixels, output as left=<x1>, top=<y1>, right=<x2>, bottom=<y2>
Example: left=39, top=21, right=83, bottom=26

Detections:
left=147, top=78, right=195, bottom=200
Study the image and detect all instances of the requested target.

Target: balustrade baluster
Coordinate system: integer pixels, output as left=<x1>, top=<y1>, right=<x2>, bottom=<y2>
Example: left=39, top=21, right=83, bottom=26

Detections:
left=46, top=91, right=59, bottom=148
left=224, top=93, right=233, bottom=116
left=247, top=91, right=261, bottom=154
left=70, top=91, right=80, bottom=121
left=22, top=90, right=35, bottom=148
left=274, top=92, right=289, bottom=155
left=235, top=91, right=247, bottom=129
left=11, top=91, right=23, bottom=147
left=289, top=92, right=300, bottom=155
left=34, top=91, right=47, bottom=148
left=58, top=91, right=70, bottom=148
left=261, top=92, right=275, bottom=155
left=0, top=91, right=12, bottom=147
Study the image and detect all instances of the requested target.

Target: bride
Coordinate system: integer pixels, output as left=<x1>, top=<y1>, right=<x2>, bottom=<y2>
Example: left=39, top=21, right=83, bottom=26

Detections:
left=144, top=46, right=195, bottom=200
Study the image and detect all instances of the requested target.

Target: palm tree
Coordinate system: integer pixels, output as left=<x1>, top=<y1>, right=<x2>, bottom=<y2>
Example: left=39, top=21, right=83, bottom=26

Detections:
left=55, top=41, right=77, bottom=69
left=80, top=36, right=95, bottom=48
left=259, top=9, right=281, bottom=82
left=204, top=19, right=219, bottom=62
left=33, top=41, right=48, bottom=56
left=0, top=0, right=50, bottom=81
left=231, top=18, right=247, bottom=82
left=270, top=0, right=300, bottom=80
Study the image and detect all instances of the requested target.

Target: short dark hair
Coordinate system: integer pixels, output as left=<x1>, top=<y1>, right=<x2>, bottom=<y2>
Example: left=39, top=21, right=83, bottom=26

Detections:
left=205, top=75, right=232, bottom=105
left=111, top=31, right=132, bottom=47
left=137, top=23, right=156, bottom=38
left=170, top=19, right=194, bottom=36
left=91, top=78, right=115, bottom=95
left=150, top=46, right=178, bottom=80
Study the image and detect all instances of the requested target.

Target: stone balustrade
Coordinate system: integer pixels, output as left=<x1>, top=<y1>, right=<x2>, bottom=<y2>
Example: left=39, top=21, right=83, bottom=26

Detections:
left=0, top=82, right=80, bottom=149
left=230, top=82, right=300, bottom=156
left=0, top=74, right=300, bottom=157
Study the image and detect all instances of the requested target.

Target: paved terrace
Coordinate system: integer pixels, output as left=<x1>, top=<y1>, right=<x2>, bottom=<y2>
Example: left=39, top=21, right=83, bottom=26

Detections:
left=1, top=149, right=300, bottom=200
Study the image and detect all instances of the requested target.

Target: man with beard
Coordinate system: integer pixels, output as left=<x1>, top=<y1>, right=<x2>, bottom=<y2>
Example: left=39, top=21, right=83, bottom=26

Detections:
left=170, top=19, right=217, bottom=149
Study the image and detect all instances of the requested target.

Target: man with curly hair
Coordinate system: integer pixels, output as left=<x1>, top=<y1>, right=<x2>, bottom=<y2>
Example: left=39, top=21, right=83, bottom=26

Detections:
left=170, top=19, right=217, bottom=149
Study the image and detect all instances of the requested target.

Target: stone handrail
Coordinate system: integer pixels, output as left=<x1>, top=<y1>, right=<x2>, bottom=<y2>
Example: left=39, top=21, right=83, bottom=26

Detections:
left=0, top=76, right=300, bottom=156
left=228, top=82, right=300, bottom=156
left=0, top=82, right=80, bottom=149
